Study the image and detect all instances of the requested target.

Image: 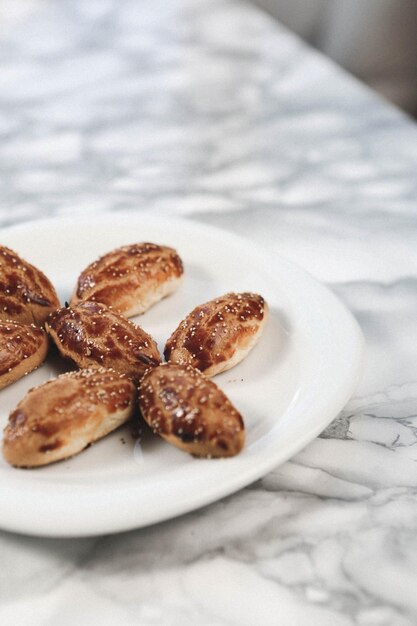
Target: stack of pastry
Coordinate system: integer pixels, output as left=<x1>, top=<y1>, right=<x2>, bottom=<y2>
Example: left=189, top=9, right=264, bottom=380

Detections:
left=1, top=241, right=268, bottom=467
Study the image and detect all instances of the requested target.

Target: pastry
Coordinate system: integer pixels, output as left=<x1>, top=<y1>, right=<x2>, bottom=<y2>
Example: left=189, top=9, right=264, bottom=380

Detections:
left=164, top=292, right=268, bottom=376
left=3, top=368, right=136, bottom=467
left=46, top=301, right=161, bottom=380
left=0, top=320, right=48, bottom=389
left=0, top=245, right=60, bottom=326
left=71, top=242, right=183, bottom=316
left=139, top=362, right=245, bottom=458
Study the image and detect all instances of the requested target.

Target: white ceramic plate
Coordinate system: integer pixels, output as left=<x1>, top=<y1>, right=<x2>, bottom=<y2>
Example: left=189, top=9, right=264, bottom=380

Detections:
left=0, top=214, right=363, bottom=537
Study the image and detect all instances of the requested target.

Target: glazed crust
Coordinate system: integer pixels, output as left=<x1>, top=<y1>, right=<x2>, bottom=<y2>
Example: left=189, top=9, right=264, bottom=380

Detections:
left=2, top=368, right=136, bottom=467
left=139, top=362, right=245, bottom=458
left=0, top=321, right=48, bottom=390
left=164, top=292, right=268, bottom=376
left=0, top=246, right=60, bottom=326
left=71, top=242, right=183, bottom=317
left=46, top=301, right=161, bottom=381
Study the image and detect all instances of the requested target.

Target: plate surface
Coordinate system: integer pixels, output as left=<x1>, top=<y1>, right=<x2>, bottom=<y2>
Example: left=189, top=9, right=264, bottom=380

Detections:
left=0, top=214, right=363, bottom=537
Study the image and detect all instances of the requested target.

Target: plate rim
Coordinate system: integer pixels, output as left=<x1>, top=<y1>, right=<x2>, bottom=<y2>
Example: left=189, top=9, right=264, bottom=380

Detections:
left=0, top=213, right=364, bottom=537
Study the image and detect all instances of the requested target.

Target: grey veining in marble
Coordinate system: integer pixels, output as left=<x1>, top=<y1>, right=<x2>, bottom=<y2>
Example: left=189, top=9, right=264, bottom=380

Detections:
left=0, top=0, right=417, bottom=624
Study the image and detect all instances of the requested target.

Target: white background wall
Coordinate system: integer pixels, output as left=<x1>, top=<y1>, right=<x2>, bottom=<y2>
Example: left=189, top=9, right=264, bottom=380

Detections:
left=254, top=0, right=417, bottom=115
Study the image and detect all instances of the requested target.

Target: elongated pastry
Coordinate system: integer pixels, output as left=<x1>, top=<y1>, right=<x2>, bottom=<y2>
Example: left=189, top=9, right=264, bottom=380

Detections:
left=0, top=320, right=48, bottom=389
left=71, top=243, right=183, bottom=316
left=0, top=246, right=60, bottom=326
left=164, top=292, right=268, bottom=376
left=46, top=301, right=161, bottom=381
left=2, top=368, right=136, bottom=467
left=139, top=362, right=245, bottom=458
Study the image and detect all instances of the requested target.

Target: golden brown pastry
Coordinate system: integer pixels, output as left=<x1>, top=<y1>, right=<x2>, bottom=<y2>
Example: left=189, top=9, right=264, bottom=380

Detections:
left=139, top=362, right=245, bottom=458
left=0, top=246, right=60, bottom=326
left=46, top=301, right=161, bottom=381
left=164, top=292, right=268, bottom=377
left=71, top=242, right=183, bottom=316
left=3, top=368, right=136, bottom=467
left=0, top=320, right=48, bottom=390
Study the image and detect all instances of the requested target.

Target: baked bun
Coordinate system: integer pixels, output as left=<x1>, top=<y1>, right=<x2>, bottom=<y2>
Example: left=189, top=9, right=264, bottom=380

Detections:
left=0, top=321, right=48, bottom=390
left=164, top=292, right=268, bottom=376
left=0, top=246, right=60, bottom=326
left=3, top=368, right=136, bottom=467
left=71, top=243, right=183, bottom=316
left=139, top=363, right=245, bottom=458
left=46, top=301, right=161, bottom=381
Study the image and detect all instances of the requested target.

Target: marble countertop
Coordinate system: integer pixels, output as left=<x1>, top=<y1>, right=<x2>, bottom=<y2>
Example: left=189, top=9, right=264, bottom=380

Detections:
left=1, top=0, right=417, bottom=624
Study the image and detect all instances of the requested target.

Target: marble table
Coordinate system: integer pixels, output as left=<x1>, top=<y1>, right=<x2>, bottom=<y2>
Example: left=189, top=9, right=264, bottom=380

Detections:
left=1, top=0, right=417, bottom=624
